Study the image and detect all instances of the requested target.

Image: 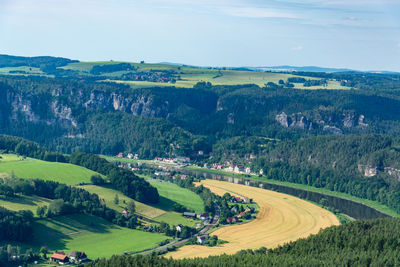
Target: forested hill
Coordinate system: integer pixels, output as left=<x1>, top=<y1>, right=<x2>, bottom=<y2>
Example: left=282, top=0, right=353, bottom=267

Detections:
left=86, top=217, right=400, bottom=266
left=1, top=73, right=400, bottom=158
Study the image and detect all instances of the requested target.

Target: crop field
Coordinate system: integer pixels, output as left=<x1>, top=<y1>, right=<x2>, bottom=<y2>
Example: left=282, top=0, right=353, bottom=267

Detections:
left=148, top=180, right=204, bottom=213
left=0, top=195, right=51, bottom=215
left=7, top=214, right=168, bottom=259
left=61, top=61, right=348, bottom=90
left=0, top=154, right=99, bottom=184
left=79, top=185, right=196, bottom=226
left=168, top=179, right=339, bottom=259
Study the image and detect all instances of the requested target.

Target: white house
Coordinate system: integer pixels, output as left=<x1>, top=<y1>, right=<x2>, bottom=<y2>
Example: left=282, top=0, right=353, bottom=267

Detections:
left=197, top=236, right=206, bottom=244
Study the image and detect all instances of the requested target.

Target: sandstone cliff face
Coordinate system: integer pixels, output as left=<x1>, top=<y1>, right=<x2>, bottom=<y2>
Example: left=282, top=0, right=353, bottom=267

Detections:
left=275, top=111, right=368, bottom=133
left=51, top=101, right=77, bottom=127
left=357, top=165, right=400, bottom=181
left=358, top=164, right=378, bottom=177
left=275, top=112, right=313, bottom=130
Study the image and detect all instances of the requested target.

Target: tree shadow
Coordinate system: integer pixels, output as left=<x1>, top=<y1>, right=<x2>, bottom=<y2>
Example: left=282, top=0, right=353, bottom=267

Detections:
left=150, top=196, right=180, bottom=211
left=0, top=195, right=36, bottom=206
left=27, top=214, right=116, bottom=252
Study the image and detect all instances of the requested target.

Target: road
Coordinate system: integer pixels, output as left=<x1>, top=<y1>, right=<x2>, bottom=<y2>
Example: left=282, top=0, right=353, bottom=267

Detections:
left=140, top=201, right=220, bottom=256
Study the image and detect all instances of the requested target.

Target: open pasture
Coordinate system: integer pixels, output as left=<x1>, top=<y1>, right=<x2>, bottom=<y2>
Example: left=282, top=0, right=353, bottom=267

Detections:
left=9, top=214, right=168, bottom=259
left=79, top=184, right=196, bottom=226
left=0, top=154, right=99, bottom=185
left=168, top=179, right=339, bottom=259
left=0, top=195, right=51, bottom=215
left=148, top=180, right=204, bottom=214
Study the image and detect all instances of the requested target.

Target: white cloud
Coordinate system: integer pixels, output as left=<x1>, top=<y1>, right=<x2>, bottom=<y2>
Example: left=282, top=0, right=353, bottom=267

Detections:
left=222, top=7, right=301, bottom=19
left=292, top=45, right=304, bottom=51
left=344, top=16, right=358, bottom=21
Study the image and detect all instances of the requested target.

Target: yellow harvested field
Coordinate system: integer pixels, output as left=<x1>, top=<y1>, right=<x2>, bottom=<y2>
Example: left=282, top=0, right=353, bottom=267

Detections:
left=168, top=179, right=339, bottom=259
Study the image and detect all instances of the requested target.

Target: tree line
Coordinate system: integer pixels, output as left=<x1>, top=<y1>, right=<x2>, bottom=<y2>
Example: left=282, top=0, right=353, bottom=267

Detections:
left=70, top=152, right=159, bottom=204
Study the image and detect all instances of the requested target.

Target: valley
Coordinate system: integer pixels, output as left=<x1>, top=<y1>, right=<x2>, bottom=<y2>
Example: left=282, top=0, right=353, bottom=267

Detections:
left=0, top=55, right=399, bottom=266
left=168, top=179, right=339, bottom=258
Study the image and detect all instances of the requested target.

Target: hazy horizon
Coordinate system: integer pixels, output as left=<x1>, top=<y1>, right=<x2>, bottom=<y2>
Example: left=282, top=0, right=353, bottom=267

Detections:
left=1, top=0, right=400, bottom=72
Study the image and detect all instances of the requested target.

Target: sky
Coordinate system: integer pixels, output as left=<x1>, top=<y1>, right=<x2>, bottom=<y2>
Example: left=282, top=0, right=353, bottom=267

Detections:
left=1, top=0, right=400, bottom=71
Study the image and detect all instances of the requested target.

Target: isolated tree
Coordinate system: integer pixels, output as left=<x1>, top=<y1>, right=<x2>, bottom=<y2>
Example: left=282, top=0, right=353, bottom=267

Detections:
left=39, top=246, right=48, bottom=259
left=36, top=206, right=47, bottom=218
left=114, top=194, right=119, bottom=205
left=127, top=216, right=138, bottom=228
left=127, top=201, right=135, bottom=214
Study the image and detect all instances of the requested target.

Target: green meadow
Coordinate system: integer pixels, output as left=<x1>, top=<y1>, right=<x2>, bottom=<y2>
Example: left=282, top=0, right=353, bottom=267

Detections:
left=0, top=154, right=99, bottom=185
left=148, top=180, right=205, bottom=214
left=79, top=184, right=198, bottom=227
left=0, top=195, right=51, bottom=216
left=4, top=214, right=167, bottom=259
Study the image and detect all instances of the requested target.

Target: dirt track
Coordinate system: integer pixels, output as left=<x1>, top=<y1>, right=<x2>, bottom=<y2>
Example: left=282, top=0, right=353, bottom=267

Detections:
left=168, top=179, right=339, bottom=259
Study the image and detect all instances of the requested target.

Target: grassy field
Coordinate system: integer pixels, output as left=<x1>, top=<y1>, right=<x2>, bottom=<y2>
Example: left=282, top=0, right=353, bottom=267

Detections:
left=185, top=166, right=400, bottom=217
left=0, top=154, right=100, bottom=185
left=0, top=66, right=45, bottom=76
left=148, top=180, right=204, bottom=213
left=0, top=195, right=51, bottom=215
left=116, top=70, right=347, bottom=90
left=79, top=184, right=196, bottom=226
left=60, top=61, right=348, bottom=90
left=168, top=179, right=339, bottom=259
left=5, top=214, right=168, bottom=259
left=78, top=185, right=165, bottom=218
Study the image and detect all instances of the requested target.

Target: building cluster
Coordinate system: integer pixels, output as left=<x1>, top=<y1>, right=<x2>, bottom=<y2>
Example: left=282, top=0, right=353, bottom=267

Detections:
left=117, top=162, right=145, bottom=171
left=50, top=250, right=87, bottom=265
left=203, top=162, right=256, bottom=174
left=154, top=156, right=191, bottom=165
left=116, top=152, right=139, bottom=160
left=183, top=212, right=210, bottom=221
left=225, top=196, right=255, bottom=224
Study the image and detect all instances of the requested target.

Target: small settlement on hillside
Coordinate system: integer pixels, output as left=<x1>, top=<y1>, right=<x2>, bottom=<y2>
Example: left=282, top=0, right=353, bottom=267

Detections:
left=50, top=250, right=87, bottom=265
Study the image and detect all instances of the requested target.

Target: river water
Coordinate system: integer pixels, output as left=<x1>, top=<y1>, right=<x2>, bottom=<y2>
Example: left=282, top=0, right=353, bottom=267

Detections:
left=181, top=169, right=390, bottom=220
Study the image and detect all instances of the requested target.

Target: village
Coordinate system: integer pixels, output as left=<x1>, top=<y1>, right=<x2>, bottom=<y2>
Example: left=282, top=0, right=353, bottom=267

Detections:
left=115, top=150, right=263, bottom=177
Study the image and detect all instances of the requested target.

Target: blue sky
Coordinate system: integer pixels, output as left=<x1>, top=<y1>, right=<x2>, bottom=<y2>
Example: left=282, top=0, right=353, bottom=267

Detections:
left=1, top=0, right=400, bottom=71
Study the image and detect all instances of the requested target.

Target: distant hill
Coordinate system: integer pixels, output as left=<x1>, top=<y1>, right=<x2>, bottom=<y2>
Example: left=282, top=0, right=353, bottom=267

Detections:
left=253, top=65, right=354, bottom=73
left=0, top=54, right=79, bottom=68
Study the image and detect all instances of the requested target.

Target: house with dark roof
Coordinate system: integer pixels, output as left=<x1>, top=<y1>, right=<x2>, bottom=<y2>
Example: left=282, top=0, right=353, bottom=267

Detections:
left=69, top=250, right=87, bottom=262
left=183, top=212, right=196, bottom=218
left=200, top=213, right=210, bottom=220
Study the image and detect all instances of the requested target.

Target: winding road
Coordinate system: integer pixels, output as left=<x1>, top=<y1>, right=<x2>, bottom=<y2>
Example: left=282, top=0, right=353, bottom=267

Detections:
left=140, top=201, right=220, bottom=255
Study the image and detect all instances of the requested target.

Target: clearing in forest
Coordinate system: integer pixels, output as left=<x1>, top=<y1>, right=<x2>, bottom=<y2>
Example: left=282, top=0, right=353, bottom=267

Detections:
left=168, top=179, right=339, bottom=259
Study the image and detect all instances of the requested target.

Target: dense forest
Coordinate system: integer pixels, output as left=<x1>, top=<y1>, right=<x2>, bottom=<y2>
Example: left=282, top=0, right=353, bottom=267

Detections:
left=86, top=217, right=400, bottom=266
left=1, top=71, right=400, bottom=211
left=1, top=73, right=400, bottom=157
left=0, top=207, right=33, bottom=242
left=209, top=134, right=400, bottom=214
